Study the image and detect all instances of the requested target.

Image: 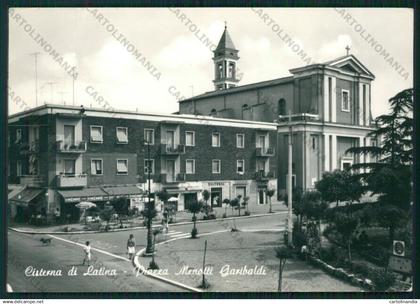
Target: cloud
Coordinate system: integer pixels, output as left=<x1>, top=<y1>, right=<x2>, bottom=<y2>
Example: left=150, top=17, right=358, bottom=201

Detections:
left=317, top=34, right=352, bottom=61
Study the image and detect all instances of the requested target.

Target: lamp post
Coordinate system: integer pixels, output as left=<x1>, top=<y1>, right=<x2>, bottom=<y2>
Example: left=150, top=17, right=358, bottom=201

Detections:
left=279, top=112, right=293, bottom=246
left=143, top=139, right=155, bottom=255
left=287, top=112, right=293, bottom=245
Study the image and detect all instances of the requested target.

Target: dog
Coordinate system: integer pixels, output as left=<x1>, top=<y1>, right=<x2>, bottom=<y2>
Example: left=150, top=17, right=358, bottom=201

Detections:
left=40, top=237, right=52, bottom=245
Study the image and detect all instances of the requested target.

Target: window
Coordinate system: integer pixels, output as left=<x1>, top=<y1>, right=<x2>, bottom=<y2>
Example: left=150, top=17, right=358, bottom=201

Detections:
left=144, top=129, right=155, bottom=145
left=116, top=127, right=128, bottom=143
left=64, top=159, right=76, bottom=175
left=210, top=109, right=217, bottom=116
left=185, top=131, right=195, bottom=146
left=90, top=126, right=103, bottom=143
left=286, top=174, right=297, bottom=188
left=212, top=132, right=220, bottom=147
left=144, top=159, right=155, bottom=175
left=186, top=159, right=195, bottom=174
left=341, top=90, right=350, bottom=112
left=341, top=158, right=353, bottom=171
left=91, top=159, right=103, bottom=175
left=278, top=99, right=286, bottom=116
left=116, top=159, right=128, bottom=175
left=236, top=134, right=245, bottom=148
left=218, top=63, right=223, bottom=79
left=15, top=129, right=22, bottom=143
left=237, top=160, right=245, bottom=174
left=228, top=62, right=235, bottom=78
left=212, top=160, right=221, bottom=174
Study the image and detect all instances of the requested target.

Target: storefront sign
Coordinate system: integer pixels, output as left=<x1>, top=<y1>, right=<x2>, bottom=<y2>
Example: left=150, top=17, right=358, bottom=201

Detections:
left=64, top=196, right=107, bottom=203
left=389, top=255, right=412, bottom=274
left=208, top=182, right=225, bottom=186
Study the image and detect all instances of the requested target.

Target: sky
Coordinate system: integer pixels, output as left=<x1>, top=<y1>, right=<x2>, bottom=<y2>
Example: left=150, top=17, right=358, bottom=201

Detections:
left=8, top=7, right=413, bottom=117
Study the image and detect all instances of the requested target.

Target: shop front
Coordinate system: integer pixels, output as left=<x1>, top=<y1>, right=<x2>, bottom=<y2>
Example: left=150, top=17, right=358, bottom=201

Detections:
left=9, top=187, right=46, bottom=223
left=57, top=187, right=109, bottom=222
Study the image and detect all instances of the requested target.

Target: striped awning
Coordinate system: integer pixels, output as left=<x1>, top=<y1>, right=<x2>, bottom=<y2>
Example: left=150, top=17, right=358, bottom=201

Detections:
left=9, top=188, right=44, bottom=206
left=58, top=188, right=109, bottom=203
left=102, top=185, right=143, bottom=198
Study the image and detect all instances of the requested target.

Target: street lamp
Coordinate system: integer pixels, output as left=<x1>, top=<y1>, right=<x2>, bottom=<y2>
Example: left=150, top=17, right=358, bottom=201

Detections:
left=142, top=139, right=155, bottom=255
left=279, top=112, right=293, bottom=246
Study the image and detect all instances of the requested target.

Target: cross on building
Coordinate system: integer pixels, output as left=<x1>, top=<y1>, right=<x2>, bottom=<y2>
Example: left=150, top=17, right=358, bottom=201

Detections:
left=345, top=45, right=351, bottom=56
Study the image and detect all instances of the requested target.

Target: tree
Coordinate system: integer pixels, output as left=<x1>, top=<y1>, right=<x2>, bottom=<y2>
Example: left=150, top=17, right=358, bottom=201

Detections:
left=156, top=190, right=171, bottom=209
left=110, top=197, right=128, bottom=228
left=186, top=199, right=203, bottom=238
left=266, top=189, right=275, bottom=213
left=284, top=188, right=305, bottom=228
left=302, top=191, right=328, bottom=250
left=332, top=212, right=359, bottom=262
left=242, top=196, right=250, bottom=213
left=347, top=88, right=413, bottom=211
left=99, top=202, right=115, bottom=230
left=202, top=190, right=211, bottom=211
left=315, top=170, right=363, bottom=207
left=275, top=246, right=292, bottom=291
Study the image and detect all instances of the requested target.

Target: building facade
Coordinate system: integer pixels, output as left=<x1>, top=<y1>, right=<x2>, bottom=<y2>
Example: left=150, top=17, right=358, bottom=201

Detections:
left=8, top=105, right=277, bottom=221
left=179, top=27, right=377, bottom=193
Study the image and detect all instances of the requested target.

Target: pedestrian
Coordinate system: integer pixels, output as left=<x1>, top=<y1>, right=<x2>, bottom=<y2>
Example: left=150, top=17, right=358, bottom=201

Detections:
left=162, top=208, right=169, bottom=233
left=82, top=241, right=91, bottom=266
left=127, top=234, right=136, bottom=260
left=54, top=208, right=61, bottom=225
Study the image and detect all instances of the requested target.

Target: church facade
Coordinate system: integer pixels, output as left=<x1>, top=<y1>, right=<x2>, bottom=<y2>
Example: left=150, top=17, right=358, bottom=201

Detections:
left=178, top=26, right=377, bottom=194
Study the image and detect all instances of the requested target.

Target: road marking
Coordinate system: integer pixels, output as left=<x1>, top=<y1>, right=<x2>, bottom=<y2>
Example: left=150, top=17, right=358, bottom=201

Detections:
left=47, top=234, right=130, bottom=262
left=6, top=283, right=13, bottom=292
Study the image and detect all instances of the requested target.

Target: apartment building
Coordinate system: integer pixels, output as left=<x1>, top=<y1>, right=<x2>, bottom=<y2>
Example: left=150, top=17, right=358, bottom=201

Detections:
left=8, top=105, right=277, bottom=221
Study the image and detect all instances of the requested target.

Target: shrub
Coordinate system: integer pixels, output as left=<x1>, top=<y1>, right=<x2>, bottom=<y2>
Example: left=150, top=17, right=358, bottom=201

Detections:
left=244, top=211, right=251, bottom=216
left=222, top=213, right=227, bottom=218
left=369, top=269, right=395, bottom=291
left=208, top=212, right=216, bottom=220
left=191, top=227, right=198, bottom=238
left=292, top=228, right=307, bottom=249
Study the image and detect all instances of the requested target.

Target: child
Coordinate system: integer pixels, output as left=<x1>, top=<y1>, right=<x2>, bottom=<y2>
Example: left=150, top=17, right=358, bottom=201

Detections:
left=127, top=234, right=136, bottom=260
left=82, top=241, right=91, bottom=266
left=162, top=208, right=169, bottom=233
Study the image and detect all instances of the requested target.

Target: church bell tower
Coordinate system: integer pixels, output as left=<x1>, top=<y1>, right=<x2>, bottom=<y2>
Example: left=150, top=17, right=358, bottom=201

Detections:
left=213, top=23, right=240, bottom=90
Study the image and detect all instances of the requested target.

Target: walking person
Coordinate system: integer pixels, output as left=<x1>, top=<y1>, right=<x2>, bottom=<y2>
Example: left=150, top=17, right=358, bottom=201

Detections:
left=127, top=234, right=136, bottom=260
left=82, top=241, right=91, bottom=266
left=162, top=208, right=169, bottom=233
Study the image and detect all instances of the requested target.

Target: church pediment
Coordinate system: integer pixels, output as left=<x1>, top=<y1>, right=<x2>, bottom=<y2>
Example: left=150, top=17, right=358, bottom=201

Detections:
left=327, top=55, right=375, bottom=78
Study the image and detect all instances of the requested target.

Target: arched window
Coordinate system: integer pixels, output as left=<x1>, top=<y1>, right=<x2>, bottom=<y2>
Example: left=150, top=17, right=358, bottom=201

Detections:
left=242, top=104, right=249, bottom=110
left=278, top=99, right=286, bottom=116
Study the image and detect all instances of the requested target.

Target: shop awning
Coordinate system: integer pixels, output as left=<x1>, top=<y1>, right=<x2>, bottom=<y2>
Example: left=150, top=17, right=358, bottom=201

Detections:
left=102, top=185, right=143, bottom=199
left=9, top=188, right=44, bottom=206
left=58, top=188, right=109, bottom=203
left=163, top=187, right=202, bottom=194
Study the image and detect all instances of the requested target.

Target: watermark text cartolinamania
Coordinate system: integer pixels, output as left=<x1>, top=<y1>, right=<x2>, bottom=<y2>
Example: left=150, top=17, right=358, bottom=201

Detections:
left=334, top=8, right=409, bottom=81
left=9, top=9, right=78, bottom=80
left=251, top=8, right=313, bottom=66
left=86, top=8, right=161, bottom=81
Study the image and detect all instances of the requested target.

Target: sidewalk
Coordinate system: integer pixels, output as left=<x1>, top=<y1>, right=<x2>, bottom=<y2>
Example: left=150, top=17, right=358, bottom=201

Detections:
left=9, top=202, right=288, bottom=234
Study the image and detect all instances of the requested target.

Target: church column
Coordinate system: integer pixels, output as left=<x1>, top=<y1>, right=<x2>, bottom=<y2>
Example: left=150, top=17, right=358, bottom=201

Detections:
left=358, top=82, right=364, bottom=126
left=323, top=75, right=330, bottom=122
left=331, top=135, right=337, bottom=170
left=323, top=133, right=330, bottom=171
left=331, top=77, right=337, bottom=122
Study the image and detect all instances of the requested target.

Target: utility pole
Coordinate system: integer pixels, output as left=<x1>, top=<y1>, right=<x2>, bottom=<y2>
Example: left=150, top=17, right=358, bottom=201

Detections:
left=287, top=111, right=293, bottom=245
left=30, top=52, right=40, bottom=106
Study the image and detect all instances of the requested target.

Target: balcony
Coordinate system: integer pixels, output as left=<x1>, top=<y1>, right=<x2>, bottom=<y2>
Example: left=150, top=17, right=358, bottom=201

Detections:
left=56, top=174, right=87, bottom=188
left=159, top=173, right=184, bottom=184
left=19, top=141, right=39, bottom=154
left=254, top=171, right=276, bottom=181
left=20, top=175, right=46, bottom=187
left=56, top=140, right=87, bottom=153
left=160, top=144, right=185, bottom=155
left=277, top=113, right=320, bottom=124
left=256, top=146, right=275, bottom=157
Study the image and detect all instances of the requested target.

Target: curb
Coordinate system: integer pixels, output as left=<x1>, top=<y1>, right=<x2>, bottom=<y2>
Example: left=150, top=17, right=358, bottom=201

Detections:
left=9, top=210, right=287, bottom=235
left=133, top=228, right=286, bottom=292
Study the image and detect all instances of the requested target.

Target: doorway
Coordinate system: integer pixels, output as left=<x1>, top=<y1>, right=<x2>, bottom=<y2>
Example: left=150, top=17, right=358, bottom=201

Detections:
left=64, top=125, right=75, bottom=146
left=211, top=188, right=223, bottom=208
left=166, top=160, right=176, bottom=182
